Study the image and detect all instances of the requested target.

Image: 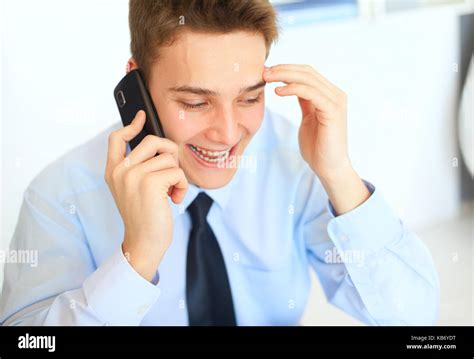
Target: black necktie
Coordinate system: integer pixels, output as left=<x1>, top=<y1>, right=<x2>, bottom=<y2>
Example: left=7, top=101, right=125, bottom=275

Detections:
left=186, top=192, right=236, bottom=326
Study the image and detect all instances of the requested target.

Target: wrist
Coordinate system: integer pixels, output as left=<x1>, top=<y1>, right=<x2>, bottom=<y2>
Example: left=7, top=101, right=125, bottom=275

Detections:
left=317, top=166, right=371, bottom=216
left=316, top=158, right=354, bottom=187
left=122, top=238, right=165, bottom=282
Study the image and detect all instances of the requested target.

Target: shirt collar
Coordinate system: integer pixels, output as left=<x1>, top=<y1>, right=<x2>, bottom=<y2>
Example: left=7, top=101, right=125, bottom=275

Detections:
left=170, top=172, right=239, bottom=219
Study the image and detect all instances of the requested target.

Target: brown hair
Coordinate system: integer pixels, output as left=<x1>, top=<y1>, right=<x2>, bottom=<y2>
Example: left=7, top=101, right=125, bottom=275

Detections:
left=129, top=0, right=279, bottom=80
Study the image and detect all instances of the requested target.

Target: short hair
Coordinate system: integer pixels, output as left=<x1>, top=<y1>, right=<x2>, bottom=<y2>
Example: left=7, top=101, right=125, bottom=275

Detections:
left=129, top=0, right=279, bottom=80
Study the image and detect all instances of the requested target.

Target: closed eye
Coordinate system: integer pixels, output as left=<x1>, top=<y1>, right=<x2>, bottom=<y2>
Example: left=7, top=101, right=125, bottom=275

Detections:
left=244, top=97, right=260, bottom=104
left=179, top=91, right=263, bottom=110
left=240, top=92, right=263, bottom=105
left=182, top=102, right=207, bottom=109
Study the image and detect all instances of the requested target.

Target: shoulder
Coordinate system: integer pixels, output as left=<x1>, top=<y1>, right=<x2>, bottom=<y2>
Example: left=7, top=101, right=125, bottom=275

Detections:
left=249, top=107, right=310, bottom=176
left=254, top=108, right=300, bottom=151
left=259, top=108, right=327, bottom=211
left=27, top=122, right=121, bottom=203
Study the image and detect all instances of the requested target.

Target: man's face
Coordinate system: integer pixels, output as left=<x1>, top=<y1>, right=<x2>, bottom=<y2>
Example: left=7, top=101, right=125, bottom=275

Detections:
left=147, top=30, right=267, bottom=189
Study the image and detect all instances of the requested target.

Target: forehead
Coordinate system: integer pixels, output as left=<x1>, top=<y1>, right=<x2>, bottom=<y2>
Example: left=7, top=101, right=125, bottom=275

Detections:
left=151, top=30, right=267, bottom=92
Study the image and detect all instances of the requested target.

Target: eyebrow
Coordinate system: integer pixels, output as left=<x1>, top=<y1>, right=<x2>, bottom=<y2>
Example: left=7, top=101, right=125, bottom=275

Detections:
left=168, top=80, right=266, bottom=97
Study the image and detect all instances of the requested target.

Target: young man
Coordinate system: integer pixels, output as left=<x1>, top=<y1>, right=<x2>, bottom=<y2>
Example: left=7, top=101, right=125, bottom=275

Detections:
left=1, top=0, right=439, bottom=326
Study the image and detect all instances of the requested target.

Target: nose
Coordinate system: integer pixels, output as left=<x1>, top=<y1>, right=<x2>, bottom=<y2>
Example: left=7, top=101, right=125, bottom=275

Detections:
left=206, top=105, right=240, bottom=146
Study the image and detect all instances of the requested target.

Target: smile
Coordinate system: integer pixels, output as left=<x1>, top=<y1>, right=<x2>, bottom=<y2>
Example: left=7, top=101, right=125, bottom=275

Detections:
left=188, top=144, right=231, bottom=163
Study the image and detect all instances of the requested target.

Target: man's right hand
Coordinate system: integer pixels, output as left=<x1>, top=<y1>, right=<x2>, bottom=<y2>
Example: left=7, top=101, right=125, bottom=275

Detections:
left=105, top=110, right=188, bottom=282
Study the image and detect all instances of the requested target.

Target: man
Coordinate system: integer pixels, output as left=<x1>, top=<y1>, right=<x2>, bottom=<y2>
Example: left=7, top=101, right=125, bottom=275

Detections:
left=0, top=0, right=439, bottom=326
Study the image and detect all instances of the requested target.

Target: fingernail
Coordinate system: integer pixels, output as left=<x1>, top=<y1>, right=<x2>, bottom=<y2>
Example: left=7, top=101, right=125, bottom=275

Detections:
left=136, top=110, right=145, bottom=120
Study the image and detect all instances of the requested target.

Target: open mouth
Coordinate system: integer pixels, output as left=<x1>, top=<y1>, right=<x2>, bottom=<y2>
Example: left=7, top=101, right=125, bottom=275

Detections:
left=186, top=142, right=238, bottom=168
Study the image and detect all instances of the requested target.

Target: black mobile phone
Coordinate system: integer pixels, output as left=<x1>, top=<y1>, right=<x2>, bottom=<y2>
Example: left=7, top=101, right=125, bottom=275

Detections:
left=113, top=69, right=165, bottom=151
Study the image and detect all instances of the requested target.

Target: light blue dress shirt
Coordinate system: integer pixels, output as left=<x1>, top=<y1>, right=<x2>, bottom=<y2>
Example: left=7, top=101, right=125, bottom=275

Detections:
left=0, top=108, right=439, bottom=326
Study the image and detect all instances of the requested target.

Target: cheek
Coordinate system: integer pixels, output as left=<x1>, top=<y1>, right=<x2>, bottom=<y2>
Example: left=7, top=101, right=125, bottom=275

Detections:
left=240, top=103, right=265, bottom=135
left=156, top=103, right=204, bottom=144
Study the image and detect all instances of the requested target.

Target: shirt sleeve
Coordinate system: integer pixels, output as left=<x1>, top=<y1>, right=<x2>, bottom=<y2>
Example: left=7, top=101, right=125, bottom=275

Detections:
left=0, top=186, right=161, bottom=326
left=298, top=172, right=440, bottom=325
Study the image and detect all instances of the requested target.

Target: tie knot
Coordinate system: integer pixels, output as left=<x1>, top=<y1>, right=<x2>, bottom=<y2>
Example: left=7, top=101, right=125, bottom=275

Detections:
left=187, top=192, right=213, bottom=227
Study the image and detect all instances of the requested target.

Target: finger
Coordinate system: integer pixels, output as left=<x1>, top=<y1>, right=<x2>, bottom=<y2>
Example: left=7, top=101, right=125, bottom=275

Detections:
left=122, top=153, right=179, bottom=197
left=106, top=110, right=146, bottom=171
left=133, top=152, right=178, bottom=174
left=267, top=64, right=338, bottom=92
left=264, top=68, right=337, bottom=99
left=275, top=83, right=336, bottom=114
left=126, top=135, right=179, bottom=166
left=149, top=167, right=188, bottom=204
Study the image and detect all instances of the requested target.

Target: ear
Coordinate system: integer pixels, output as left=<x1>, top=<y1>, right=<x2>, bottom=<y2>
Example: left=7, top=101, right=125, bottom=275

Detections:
left=126, top=58, right=138, bottom=73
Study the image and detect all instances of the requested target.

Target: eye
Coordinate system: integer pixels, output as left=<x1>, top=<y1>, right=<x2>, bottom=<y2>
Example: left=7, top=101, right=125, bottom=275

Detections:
left=181, top=102, right=207, bottom=110
left=245, top=97, right=261, bottom=104
left=240, top=93, right=263, bottom=105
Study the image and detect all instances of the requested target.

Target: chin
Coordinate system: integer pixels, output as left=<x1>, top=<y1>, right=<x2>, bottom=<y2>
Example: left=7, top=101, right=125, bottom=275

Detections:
left=186, top=168, right=238, bottom=189
left=178, top=139, right=248, bottom=189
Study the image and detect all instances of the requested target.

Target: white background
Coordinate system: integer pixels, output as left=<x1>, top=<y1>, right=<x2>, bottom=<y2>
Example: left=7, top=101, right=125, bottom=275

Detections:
left=1, top=0, right=473, bottom=325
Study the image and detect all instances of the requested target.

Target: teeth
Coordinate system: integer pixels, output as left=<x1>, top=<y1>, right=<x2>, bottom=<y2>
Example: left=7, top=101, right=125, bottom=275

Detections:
left=190, top=144, right=230, bottom=163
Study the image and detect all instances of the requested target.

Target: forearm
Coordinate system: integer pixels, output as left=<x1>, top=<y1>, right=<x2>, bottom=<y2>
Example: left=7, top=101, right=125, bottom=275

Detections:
left=303, top=174, right=439, bottom=325
left=1, top=247, right=161, bottom=326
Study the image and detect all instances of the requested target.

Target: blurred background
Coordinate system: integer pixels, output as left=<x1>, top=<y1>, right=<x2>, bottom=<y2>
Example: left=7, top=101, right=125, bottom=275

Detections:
left=1, top=0, right=473, bottom=325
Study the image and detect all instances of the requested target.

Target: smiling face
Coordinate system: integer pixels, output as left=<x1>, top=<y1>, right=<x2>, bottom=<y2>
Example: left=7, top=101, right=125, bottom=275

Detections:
left=138, top=30, right=267, bottom=189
